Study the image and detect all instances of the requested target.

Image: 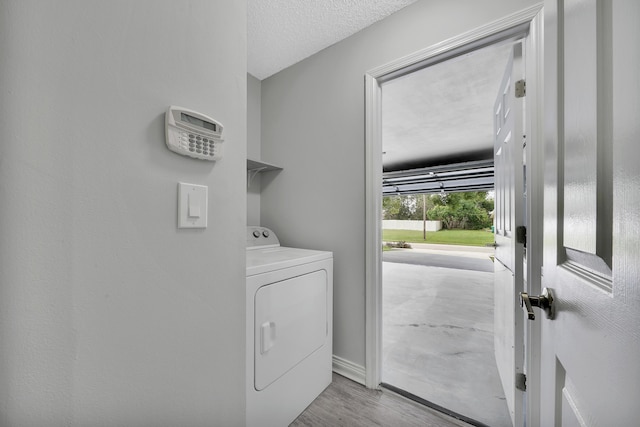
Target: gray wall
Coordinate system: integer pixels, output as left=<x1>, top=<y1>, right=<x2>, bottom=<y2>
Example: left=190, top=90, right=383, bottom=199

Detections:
left=261, top=0, right=539, bottom=368
left=247, top=74, right=262, bottom=225
left=0, top=1, right=246, bottom=425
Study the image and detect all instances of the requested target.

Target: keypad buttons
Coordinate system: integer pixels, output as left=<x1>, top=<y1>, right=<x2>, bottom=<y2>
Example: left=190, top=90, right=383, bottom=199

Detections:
left=170, top=130, right=220, bottom=160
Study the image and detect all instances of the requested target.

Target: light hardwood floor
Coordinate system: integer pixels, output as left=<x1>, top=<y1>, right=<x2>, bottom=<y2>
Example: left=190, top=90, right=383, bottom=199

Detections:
left=290, top=374, right=472, bottom=427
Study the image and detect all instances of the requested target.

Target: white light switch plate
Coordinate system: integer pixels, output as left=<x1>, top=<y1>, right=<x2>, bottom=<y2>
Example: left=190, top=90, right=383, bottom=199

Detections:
left=178, top=182, right=207, bottom=228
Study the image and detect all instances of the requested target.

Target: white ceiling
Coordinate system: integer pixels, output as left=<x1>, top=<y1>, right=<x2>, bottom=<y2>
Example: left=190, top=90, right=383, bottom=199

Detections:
left=247, top=0, right=418, bottom=80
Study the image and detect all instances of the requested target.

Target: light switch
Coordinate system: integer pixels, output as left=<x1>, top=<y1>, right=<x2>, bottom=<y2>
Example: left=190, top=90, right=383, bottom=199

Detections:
left=178, top=182, right=207, bottom=228
left=188, top=194, right=201, bottom=218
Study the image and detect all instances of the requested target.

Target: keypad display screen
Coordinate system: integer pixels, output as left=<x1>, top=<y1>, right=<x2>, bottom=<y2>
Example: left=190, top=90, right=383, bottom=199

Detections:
left=181, top=113, right=217, bottom=132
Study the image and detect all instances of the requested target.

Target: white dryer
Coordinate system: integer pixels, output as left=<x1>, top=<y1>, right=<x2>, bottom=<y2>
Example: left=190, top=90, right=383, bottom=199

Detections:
left=246, top=226, right=333, bottom=427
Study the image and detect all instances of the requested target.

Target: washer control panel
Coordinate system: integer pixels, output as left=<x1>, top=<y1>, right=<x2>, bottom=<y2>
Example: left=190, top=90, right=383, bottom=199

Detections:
left=247, top=226, right=280, bottom=248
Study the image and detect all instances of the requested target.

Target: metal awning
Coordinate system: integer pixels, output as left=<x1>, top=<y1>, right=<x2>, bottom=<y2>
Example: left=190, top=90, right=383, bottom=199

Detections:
left=382, top=159, right=494, bottom=196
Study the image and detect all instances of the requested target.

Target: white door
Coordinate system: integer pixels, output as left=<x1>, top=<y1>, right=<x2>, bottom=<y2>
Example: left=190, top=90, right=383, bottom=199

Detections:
left=541, top=0, right=640, bottom=425
left=493, top=43, right=525, bottom=427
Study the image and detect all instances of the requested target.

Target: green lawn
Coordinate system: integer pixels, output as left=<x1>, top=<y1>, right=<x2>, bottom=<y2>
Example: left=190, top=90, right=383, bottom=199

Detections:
left=383, top=229, right=494, bottom=247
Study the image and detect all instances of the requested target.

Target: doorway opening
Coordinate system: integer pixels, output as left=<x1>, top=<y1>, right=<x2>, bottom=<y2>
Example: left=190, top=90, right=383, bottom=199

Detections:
left=379, top=41, right=514, bottom=427
left=365, top=6, right=544, bottom=427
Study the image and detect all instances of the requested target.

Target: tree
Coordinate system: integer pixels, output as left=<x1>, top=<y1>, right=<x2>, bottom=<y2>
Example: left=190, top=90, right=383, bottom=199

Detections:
left=411, top=194, right=435, bottom=221
left=384, top=192, right=492, bottom=229
left=383, top=194, right=435, bottom=220
left=426, top=191, right=493, bottom=230
left=382, top=195, right=413, bottom=220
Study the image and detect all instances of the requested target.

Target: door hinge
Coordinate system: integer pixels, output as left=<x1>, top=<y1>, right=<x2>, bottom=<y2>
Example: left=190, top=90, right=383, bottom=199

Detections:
left=515, top=79, right=526, bottom=98
left=516, top=225, right=527, bottom=247
left=516, top=373, right=527, bottom=391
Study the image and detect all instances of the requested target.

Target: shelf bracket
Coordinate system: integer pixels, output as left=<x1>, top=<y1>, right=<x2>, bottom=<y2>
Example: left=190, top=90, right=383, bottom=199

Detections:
left=247, top=167, right=267, bottom=188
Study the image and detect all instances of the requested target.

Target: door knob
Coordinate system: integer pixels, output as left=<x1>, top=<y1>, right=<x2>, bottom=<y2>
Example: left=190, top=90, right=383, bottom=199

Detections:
left=520, top=288, right=555, bottom=320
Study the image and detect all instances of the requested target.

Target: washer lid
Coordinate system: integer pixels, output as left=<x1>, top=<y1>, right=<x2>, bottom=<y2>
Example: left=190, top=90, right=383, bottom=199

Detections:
left=246, top=246, right=332, bottom=276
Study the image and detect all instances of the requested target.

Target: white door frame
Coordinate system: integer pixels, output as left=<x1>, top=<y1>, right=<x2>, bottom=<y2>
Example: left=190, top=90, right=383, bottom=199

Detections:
left=364, top=4, right=544, bottom=426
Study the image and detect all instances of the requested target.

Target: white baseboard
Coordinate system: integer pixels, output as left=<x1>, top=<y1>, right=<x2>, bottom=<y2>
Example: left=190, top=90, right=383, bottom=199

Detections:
left=332, top=355, right=366, bottom=385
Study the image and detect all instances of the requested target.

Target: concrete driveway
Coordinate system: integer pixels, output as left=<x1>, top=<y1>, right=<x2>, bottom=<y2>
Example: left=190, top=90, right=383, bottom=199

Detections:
left=382, top=245, right=510, bottom=427
left=383, top=244, right=494, bottom=272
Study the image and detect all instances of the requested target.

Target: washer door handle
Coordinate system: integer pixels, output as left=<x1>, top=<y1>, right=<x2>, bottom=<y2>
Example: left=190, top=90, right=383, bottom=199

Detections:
left=260, top=321, right=276, bottom=354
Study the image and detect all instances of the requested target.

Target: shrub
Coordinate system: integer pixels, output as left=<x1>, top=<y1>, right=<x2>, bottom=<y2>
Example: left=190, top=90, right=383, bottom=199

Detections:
left=385, top=241, right=412, bottom=249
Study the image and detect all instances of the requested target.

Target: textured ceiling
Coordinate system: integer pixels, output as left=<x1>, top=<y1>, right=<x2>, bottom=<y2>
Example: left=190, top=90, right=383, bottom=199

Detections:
left=248, top=0, right=419, bottom=80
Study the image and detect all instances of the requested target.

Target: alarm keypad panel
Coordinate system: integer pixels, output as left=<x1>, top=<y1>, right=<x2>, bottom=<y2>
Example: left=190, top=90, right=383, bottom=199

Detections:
left=165, top=106, right=224, bottom=161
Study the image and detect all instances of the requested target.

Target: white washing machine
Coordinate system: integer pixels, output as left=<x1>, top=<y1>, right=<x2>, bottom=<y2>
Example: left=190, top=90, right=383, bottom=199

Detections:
left=246, top=226, right=333, bottom=427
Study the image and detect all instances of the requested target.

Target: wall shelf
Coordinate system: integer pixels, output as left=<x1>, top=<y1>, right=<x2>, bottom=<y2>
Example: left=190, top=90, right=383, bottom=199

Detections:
left=247, top=159, right=282, bottom=172
left=247, top=159, right=282, bottom=188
